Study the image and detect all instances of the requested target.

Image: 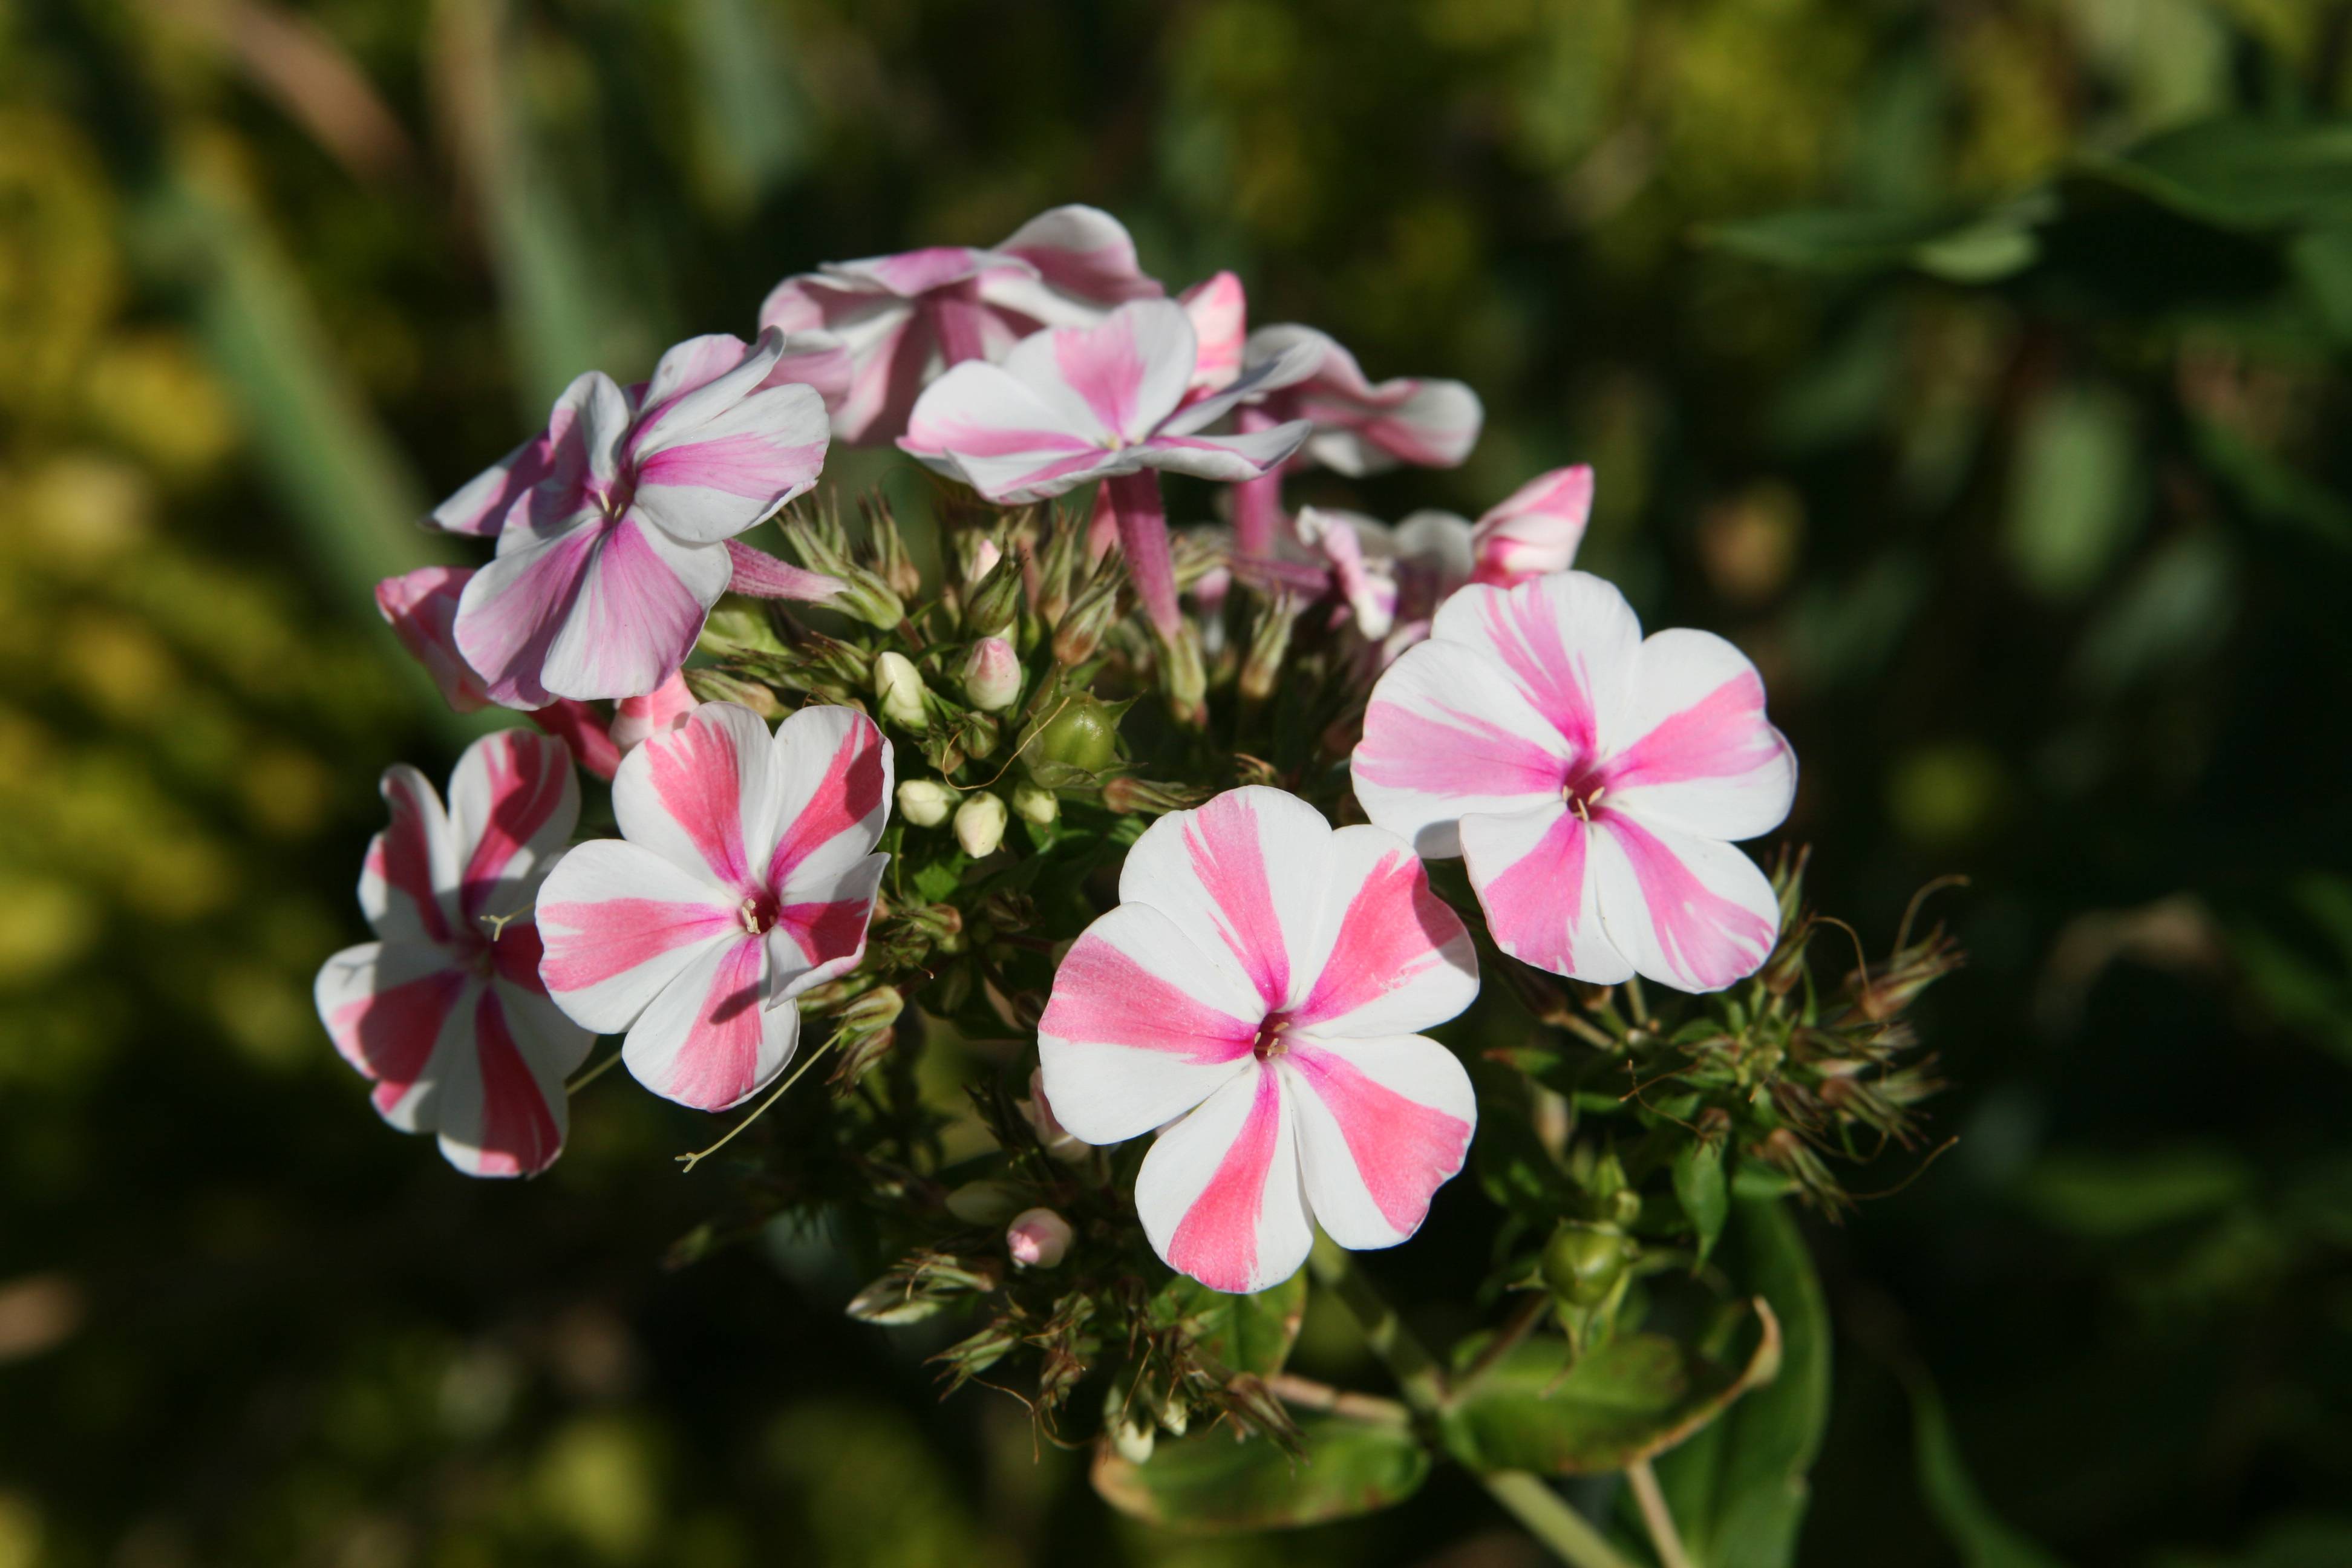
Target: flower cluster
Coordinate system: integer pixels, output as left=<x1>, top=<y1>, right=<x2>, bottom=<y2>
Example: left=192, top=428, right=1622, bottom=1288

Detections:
left=316, top=205, right=1945, bottom=1539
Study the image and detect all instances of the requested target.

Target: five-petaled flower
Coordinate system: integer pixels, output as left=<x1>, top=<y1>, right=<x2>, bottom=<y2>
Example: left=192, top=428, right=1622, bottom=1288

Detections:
left=313, top=731, right=592, bottom=1177
left=1037, top=786, right=1480, bottom=1294
left=901, top=300, right=1312, bottom=638
left=534, top=703, right=893, bottom=1111
left=761, top=205, right=1163, bottom=445
left=1353, top=572, right=1795, bottom=994
left=436, top=329, right=838, bottom=707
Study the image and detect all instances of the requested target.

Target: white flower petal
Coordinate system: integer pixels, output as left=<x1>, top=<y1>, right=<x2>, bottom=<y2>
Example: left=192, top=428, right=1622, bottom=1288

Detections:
left=443, top=730, right=580, bottom=929
left=611, top=703, right=786, bottom=895
left=535, top=838, right=742, bottom=1034
left=1117, top=786, right=1336, bottom=1016
left=1286, top=824, right=1478, bottom=1039
left=1429, top=573, right=1642, bottom=760
left=1602, top=628, right=1795, bottom=842
left=1590, top=811, right=1781, bottom=994
left=621, top=932, right=799, bottom=1111
left=1351, top=638, right=1567, bottom=858
left=362, top=765, right=462, bottom=947
left=1459, top=803, right=1632, bottom=985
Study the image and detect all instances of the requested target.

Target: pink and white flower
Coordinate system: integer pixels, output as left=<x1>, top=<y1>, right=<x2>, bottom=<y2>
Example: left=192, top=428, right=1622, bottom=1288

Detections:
left=313, top=731, right=592, bottom=1177
left=1468, top=465, right=1594, bottom=588
left=1240, top=324, right=1483, bottom=477
left=1352, top=572, right=1795, bottom=994
left=440, top=328, right=835, bottom=707
left=1037, top=787, right=1479, bottom=1294
left=610, top=672, right=697, bottom=754
left=902, top=301, right=1313, bottom=638
left=760, top=206, right=1163, bottom=445
left=374, top=566, right=622, bottom=780
left=533, top=704, right=893, bottom=1112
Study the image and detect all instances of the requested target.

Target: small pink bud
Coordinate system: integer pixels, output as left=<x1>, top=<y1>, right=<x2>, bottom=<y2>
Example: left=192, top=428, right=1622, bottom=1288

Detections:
left=1022, top=1065, right=1088, bottom=1162
left=610, top=671, right=696, bottom=752
left=969, top=536, right=1004, bottom=585
left=1005, top=1207, right=1073, bottom=1269
left=961, top=636, right=1021, bottom=712
left=1469, top=465, right=1593, bottom=588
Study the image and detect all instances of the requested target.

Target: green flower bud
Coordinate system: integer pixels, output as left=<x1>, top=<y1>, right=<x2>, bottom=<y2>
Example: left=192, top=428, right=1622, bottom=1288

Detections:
left=1010, top=781, right=1059, bottom=826
left=1031, top=694, right=1120, bottom=776
left=953, top=791, right=1008, bottom=857
left=896, top=779, right=955, bottom=827
left=874, top=651, right=928, bottom=731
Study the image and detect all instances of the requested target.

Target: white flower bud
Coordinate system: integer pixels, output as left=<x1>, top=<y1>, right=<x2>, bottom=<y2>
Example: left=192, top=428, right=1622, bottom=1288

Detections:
left=1005, top=1207, right=1073, bottom=1269
left=967, top=535, right=1003, bottom=586
left=1010, top=781, right=1059, bottom=826
left=895, top=779, right=955, bottom=828
left=953, top=791, right=1008, bottom=857
left=961, top=636, right=1022, bottom=711
left=874, top=651, right=928, bottom=730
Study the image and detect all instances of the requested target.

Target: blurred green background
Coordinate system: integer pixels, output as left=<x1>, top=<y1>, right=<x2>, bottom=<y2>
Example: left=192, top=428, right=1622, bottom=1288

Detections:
left=5, top=0, right=2352, bottom=1563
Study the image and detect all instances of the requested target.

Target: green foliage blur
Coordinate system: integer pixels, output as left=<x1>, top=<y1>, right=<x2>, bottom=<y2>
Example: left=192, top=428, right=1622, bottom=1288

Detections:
left=4, top=0, right=2350, bottom=1563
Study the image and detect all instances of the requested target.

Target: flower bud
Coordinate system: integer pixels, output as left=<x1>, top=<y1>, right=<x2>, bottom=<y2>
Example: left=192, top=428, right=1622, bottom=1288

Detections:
left=1101, top=777, right=1209, bottom=816
left=1010, top=782, right=1059, bottom=826
left=961, top=636, right=1022, bottom=711
left=954, top=791, right=1008, bottom=857
left=963, top=552, right=1023, bottom=638
left=682, top=668, right=783, bottom=719
left=1005, top=1207, right=1073, bottom=1269
left=1157, top=620, right=1207, bottom=727
left=896, top=779, right=955, bottom=827
left=1469, top=465, right=1593, bottom=588
left=874, top=652, right=928, bottom=731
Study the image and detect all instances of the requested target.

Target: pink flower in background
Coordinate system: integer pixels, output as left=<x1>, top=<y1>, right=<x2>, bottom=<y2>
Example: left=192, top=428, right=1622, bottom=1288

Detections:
left=1353, top=572, right=1795, bottom=993
left=374, top=566, right=620, bottom=779
left=445, top=329, right=834, bottom=707
left=1240, top=324, right=1483, bottom=476
left=1177, top=271, right=1247, bottom=400
left=903, top=301, right=1312, bottom=638
left=1468, top=465, right=1594, bottom=587
left=313, top=731, right=592, bottom=1177
left=760, top=205, right=1163, bottom=445
left=610, top=673, right=697, bottom=754
left=534, top=704, right=892, bottom=1111
left=1037, top=786, right=1479, bottom=1294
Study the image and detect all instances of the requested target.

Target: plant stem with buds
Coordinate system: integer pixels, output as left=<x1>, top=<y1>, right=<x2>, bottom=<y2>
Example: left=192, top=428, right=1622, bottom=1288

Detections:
left=1306, top=1237, right=1635, bottom=1568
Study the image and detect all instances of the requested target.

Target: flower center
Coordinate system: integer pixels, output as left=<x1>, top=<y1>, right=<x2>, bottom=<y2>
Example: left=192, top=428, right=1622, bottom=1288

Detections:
left=1561, top=764, right=1611, bottom=824
left=737, top=894, right=777, bottom=936
left=1253, top=1013, right=1292, bottom=1062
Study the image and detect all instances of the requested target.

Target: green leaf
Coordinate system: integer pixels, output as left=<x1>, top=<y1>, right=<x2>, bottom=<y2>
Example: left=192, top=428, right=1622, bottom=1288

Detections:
left=1439, top=1298, right=1780, bottom=1475
left=1653, top=1200, right=1830, bottom=1568
left=1704, top=200, right=2044, bottom=282
left=2077, top=119, right=2352, bottom=233
left=1911, top=1378, right=2071, bottom=1568
left=2004, top=381, right=2145, bottom=601
left=1090, top=1414, right=1430, bottom=1531
left=2017, top=1145, right=2253, bottom=1239
left=1156, top=1272, right=1309, bottom=1377
left=1674, top=1142, right=1730, bottom=1266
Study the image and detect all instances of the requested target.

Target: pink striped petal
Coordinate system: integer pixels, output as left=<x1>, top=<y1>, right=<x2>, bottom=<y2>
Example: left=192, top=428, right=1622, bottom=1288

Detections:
left=1290, top=825, right=1477, bottom=1038
left=1177, top=272, right=1247, bottom=397
left=362, top=765, right=460, bottom=946
left=627, top=344, right=830, bottom=544
left=1284, top=1033, right=1475, bottom=1249
left=612, top=703, right=784, bottom=897
left=1296, top=507, right=1398, bottom=638
left=529, top=699, right=623, bottom=782
left=1469, top=466, right=1593, bottom=587
left=1352, top=638, right=1570, bottom=857
left=768, top=851, right=886, bottom=999
left=724, top=540, right=846, bottom=603
left=537, top=518, right=733, bottom=702
left=1045, top=301, right=1191, bottom=445
left=1244, top=324, right=1483, bottom=474
left=900, top=356, right=1110, bottom=497
left=429, top=426, right=559, bottom=537
left=375, top=567, right=491, bottom=712
left=445, top=730, right=580, bottom=926
left=757, top=328, right=855, bottom=413
left=315, top=941, right=468, bottom=1128
left=1036, top=902, right=1262, bottom=1144
left=610, top=672, right=697, bottom=754
left=765, top=706, right=893, bottom=894
left=621, top=932, right=797, bottom=1111
left=433, top=982, right=578, bottom=1178
left=1135, top=1065, right=1313, bottom=1295
left=1459, top=803, right=1630, bottom=985
left=1590, top=811, right=1780, bottom=993
left=1132, top=422, right=1312, bottom=485
left=1429, top=574, right=1641, bottom=763
left=1117, top=787, right=1334, bottom=1016
left=991, top=205, right=1163, bottom=305
left=534, top=839, right=743, bottom=1033
left=1603, top=629, right=1795, bottom=842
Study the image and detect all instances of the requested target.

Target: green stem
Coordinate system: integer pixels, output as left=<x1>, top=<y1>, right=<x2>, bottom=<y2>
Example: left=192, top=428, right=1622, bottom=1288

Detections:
left=1307, top=1237, right=1636, bottom=1568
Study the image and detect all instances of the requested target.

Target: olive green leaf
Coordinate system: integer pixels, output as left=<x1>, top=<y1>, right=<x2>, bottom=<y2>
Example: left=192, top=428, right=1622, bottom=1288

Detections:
left=1090, top=1413, right=1430, bottom=1532
left=1439, top=1296, right=1780, bottom=1476
left=1154, top=1271, right=1310, bottom=1377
